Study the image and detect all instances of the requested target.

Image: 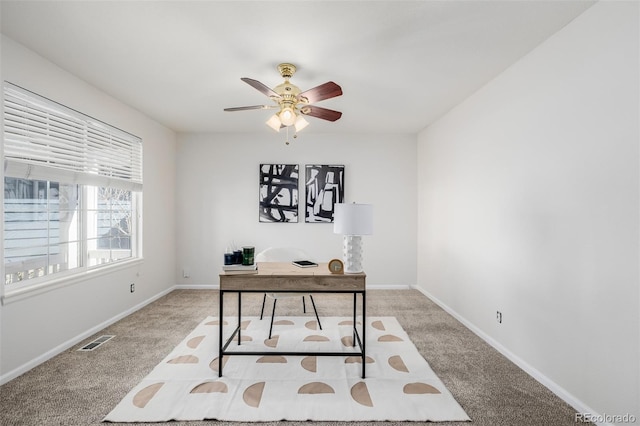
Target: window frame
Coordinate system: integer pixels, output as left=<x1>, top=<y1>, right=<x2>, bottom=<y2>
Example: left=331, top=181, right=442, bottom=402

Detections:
left=2, top=82, right=143, bottom=298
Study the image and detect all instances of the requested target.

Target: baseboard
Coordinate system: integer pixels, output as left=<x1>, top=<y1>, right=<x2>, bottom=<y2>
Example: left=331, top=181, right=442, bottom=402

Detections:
left=0, top=286, right=176, bottom=386
left=411, top=285, right=611, bottom=426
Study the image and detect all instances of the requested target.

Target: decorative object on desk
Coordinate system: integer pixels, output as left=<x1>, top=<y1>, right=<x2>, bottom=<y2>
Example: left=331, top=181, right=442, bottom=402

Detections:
left=222, top=264, right=258, bottom=275
left=104, top=316, right=470, bottom=423
left=223, top=252, right=234, bottom=265
left=259, top=164, right=299, bottom=223
left=233, top=250, right=243, bottom=264
left=328, top=258, right=344, bottom=274
left=334, top=203, right=373, bottom=274
left=305, top=164, right=344, bottom=223
left=242, top=246, right=255, bottom=265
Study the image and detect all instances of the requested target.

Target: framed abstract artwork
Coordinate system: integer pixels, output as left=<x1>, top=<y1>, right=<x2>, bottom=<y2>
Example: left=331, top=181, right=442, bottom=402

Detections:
left=305, top=164, right=344, bottom=223
left=259, top=164, right=299, bottom=223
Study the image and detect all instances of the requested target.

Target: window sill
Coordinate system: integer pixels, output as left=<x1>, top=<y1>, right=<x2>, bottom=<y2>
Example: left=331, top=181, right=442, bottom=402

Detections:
left=1, top=258, right=144, bottom=305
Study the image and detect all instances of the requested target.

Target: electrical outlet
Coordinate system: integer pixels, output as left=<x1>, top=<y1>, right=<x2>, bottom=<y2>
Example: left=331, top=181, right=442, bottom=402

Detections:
left=183, top=268, right=190, bottom=278
left=130, top=283, right=135, bottom=293
left=496, top=311, right=502, bottom=324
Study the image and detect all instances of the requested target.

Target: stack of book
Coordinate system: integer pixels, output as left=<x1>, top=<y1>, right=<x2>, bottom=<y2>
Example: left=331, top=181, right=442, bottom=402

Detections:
left=222, top=264, right=258, bottom=275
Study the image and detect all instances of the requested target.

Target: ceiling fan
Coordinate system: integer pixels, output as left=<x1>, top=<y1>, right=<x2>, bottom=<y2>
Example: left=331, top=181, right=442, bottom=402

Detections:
left=224, top=63, right=343, bottom=134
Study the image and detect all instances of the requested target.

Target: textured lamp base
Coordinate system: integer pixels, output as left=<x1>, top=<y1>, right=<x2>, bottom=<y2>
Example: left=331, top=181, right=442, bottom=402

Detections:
left=343, top=235, right=364, bottom=273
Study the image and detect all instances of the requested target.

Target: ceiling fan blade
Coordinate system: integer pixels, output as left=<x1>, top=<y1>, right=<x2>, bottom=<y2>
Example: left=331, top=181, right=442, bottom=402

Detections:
left=300, top=105, right=342, bottom=122
left=241, top=77, right=280, bottom=99
left=224, top=105, right=277, bottom=112
left=299, top=82, right=342, bottom=104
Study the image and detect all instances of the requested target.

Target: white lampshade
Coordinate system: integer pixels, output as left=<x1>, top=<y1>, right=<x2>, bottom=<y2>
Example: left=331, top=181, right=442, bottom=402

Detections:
left=265, top=115, right=281, bottom=132
left=333, top=203, right=374, bottom=236
left=294, top=115, right=309, bottom=132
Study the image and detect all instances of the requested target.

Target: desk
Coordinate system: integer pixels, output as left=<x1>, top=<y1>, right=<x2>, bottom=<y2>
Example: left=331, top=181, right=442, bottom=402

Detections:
left=218, top=262, right=367, bottom=378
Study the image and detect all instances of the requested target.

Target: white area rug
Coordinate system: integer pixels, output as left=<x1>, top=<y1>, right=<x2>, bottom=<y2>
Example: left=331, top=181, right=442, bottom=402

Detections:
left=104, top=316, right=470, bottom=422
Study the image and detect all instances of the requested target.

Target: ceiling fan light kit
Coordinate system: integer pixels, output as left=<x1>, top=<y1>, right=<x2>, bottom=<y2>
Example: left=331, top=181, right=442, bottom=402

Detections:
left=224, top=62, right=343, bottom=143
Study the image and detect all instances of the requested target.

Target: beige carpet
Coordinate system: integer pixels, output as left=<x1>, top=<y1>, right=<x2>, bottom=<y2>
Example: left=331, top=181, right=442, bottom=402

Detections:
left=104, top=316, right=470, bottom=422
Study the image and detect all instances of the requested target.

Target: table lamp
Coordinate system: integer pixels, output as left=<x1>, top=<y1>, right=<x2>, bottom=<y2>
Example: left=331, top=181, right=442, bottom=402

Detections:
left=333, top=203, right=373, bottom=273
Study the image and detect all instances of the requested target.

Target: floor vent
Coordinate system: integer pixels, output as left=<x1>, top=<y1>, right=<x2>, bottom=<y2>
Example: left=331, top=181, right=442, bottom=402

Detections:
left=78, top=335, right=115, bottom=351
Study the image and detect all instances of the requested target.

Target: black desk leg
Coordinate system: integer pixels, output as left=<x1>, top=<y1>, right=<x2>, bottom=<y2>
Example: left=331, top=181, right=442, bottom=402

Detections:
left=237, top=291, right=242, bottom=345
left=362, top=291, right=366, bottom=379
left=352, top=293, right=356, bottom=346
left=218, top=290, right=223, bottom=377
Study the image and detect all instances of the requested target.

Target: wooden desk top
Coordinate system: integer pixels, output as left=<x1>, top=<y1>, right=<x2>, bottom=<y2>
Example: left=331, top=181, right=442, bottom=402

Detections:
left=220, top=262, right=366, bottom=292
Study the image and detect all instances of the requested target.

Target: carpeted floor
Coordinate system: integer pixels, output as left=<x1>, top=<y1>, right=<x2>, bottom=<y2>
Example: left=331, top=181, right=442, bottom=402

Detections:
left=0, top=289, right=588, bottom=426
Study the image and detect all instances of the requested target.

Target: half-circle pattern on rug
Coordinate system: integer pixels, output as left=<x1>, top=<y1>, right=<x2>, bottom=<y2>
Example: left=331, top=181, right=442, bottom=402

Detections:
left=303, top=335, right=329, bottom=342
left=190, top=381, right=228, bottom=394
left=371, top=320, right=385, bottom=331
left=243, top=382, right=265, bottom=408
left=341, top=336, right=354, bottom=346
left=167, top=355, right=199, bottom=364
left=239, top=335, right=253, bottom=342
left=133, top=383, right=163, bottom=408
left=257, top=355, right=287, bottom=363
left=241, top=320, right=251, bottom=330
left=305, top=320, right=319, bottom=330
left=388, top=355, right=409, bottom=372
left=209, top=356, right=228, bottom=372
left=298, top=382, right=335, bottom=394
left=273, top=320, right=294, bottom=326
left=345, top=356, right=375, bottom=364
left=187, top=336, right=205, bottom=349
left=403, top=382, right=441, bottom=394
left=204, top=319, right=228, bottom=326
left=378, top=334, right=403, bottom=342
left=301, top=356, right=317, bottom=372
left=350, top=381, right=373, bottom=407
left=264, top=335, right=279, bottom=348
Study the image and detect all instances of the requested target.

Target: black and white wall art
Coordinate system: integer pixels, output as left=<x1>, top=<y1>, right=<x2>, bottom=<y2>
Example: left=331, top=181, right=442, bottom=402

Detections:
left=259, top=164, right=299, bottom=223
left=305, top=164, right=344, bottom=223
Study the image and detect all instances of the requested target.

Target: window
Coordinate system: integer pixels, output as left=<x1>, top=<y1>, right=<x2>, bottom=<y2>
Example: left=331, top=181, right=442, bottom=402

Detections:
left=3, top=82, right=142, bottom=291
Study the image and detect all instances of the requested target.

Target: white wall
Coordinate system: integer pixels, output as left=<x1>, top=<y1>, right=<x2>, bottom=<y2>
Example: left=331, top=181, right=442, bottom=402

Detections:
left=176, top=132, right=417, bottom=287
left=417, top=1, right=639, bottom=422
left=0, top=36, right=177, bottom=380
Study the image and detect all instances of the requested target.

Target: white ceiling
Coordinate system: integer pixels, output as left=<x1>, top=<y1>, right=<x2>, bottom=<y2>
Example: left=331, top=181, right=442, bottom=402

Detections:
left=1, top=1, right=594, bottom=134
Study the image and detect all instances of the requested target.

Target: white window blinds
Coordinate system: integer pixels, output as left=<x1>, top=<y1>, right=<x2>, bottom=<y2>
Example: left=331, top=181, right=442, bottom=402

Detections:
left=3, top=82, right=143, bottom=191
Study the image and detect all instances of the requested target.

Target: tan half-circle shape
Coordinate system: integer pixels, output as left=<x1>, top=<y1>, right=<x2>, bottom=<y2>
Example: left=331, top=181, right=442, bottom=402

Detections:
left=209, top=356, right=229, bottom=372
left=190, top=382, right=228, bottom=394
left=350, top=382, right=373, bottom=407
left=341, top=336, right=354, bottom=347
left=167, top=355, right=199, bottom=364
left=378, top=334, right=403, bottom=342
left=257, top=355, right=287, bottom=363
left=243, top=382, right=265, bottom=408
left=305, top=320, right=318, bottom=330
left=389, top=355, right=409, bottom=372
left=239, top=335, right=253, bottom=342
left=403, top=382, right=441, bottom=394
left=371, top=320, right=385, bottom=330
left=133, top=383, right=163, bottom=408
left=301, top=356, right=317, bottom=372
left=205, top=319, right=228, bottom=326
left=264, top=335, right=279, bottom=348
left=303, top=335, right=329, bottom=342
left=298, top=382, right=335, bottom=394
left=345, top=356, right=374, bottom=364
left=339, top=320, right=361, bottom=326
left=273, top=320, right=294, bottom=326
left=187, top=336, right=205, bottom=349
